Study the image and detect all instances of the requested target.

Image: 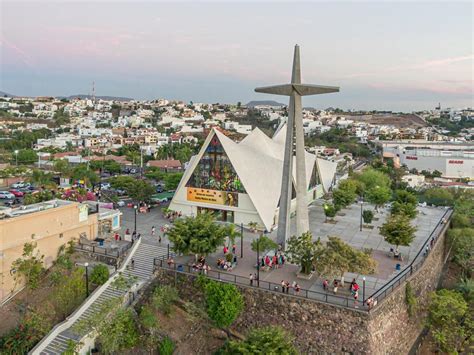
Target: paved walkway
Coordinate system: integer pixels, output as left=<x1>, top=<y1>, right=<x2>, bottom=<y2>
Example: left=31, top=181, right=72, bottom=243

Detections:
left=33, top=240, right=169, bottom=355
left=117, top=202, right=448, bottom=303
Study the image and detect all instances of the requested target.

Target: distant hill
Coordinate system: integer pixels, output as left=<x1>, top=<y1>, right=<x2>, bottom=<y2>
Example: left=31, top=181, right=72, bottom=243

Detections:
left=0, top=91, right=15, bottom=98
left=64, top=94, right=134, bottom=101
left=246, top=100, right=286, bottom=107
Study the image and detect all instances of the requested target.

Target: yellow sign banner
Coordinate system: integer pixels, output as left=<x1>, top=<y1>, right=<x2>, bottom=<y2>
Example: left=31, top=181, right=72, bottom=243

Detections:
left=187, top=188, right=238, bottom=207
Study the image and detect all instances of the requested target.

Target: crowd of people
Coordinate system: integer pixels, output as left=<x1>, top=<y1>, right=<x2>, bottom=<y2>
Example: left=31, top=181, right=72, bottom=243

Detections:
left=259, top=251, right=285, bottom=270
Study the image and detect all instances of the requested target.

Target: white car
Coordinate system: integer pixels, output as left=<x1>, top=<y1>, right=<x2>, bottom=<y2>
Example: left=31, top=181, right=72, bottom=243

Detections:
left=117, top=200, right=125, bottom=207
left=0, top=191, right=15, bottom=199
left=11, top=182, right=30, bottom=189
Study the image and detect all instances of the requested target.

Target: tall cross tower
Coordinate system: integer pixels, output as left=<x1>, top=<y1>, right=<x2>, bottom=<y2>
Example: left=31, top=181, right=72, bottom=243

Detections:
left=255, top=45, right=339, bottom=248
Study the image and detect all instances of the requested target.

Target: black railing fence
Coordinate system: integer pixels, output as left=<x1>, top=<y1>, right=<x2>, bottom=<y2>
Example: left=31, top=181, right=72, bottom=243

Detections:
left=75, top=241, right=133, bottom=258
left=154, top=257, right=366, bottom=310
left=365, top=208, right=453, bottom=306
left=153, top=208, right=452, bottom=312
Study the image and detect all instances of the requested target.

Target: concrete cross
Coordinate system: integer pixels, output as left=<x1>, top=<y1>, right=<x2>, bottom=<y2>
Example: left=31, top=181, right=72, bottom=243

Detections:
left=255, top=44, right=339, bottom=248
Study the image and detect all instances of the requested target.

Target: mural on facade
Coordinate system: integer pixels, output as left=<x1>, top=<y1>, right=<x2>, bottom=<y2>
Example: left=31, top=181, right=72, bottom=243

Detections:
left=186, top=135, right=246, bottom=193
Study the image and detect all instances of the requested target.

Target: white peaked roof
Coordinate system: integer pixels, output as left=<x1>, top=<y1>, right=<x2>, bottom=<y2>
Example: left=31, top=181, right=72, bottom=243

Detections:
left=176, top=126, right=338, bottom=230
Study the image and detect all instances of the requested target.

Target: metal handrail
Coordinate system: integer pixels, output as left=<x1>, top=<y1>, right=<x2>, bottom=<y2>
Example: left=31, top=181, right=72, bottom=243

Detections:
left=365, top=208, right=452, bottom=305
left=154, top=257, right=366, bottom=311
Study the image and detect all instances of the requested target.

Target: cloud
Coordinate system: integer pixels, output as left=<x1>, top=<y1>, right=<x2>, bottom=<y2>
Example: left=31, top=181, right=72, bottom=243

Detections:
left=345, top=54, right=474, bottom=79
left=0, top=36, right=35, bottom=69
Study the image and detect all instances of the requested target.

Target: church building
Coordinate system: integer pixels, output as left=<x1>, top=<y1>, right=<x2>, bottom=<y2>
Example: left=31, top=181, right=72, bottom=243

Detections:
left=169, top=125, right=338, bottom=231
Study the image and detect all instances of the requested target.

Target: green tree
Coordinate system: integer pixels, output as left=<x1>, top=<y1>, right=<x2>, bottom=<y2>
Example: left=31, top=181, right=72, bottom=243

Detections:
left=126, top=179, right=155, bottom=203
left=151, top=285, right=179, bottom=315
left=168, top=213, right=232, bottom=259
left=365, top=185, right=391, bottom=209
left=422, top=187, right=454, bottom=206
left=138, top=305, right=160, bottom=351
left=380, top=214, right=417, bottom=251
left=11, top=242, right=45, bottom=292
left=223, top=326, right=298, bottom=354
left=355, top=167, right=391, bottom=191
left=323, top=203, right=337, bottom=222
left=53, top=159, right=71, bottom=178
left=29, top=169, right=55, bottom=188
left=0, top=309, right=52, bottom=354
left=97, top=308, right=139, bottom=354
left=53, top=108, right=70, bottom=126
left=391, top=201, right=417, bottom=219
left=202, top=278, right=243, bottom=329
left=163, top=172, right=184, bottom=190
left=393, top=189, right=418, bottom=205
left=332, top=179, right=358, bottom=209
left=72, top=164, right=99, bottom=187
left=90, top=264, right=110, bottom=285
left=251, top=235, right=278, bottom=254
left=110, top=175, right=136, bottom=190
left=286, top=232, right=321, bottom=275
left=103, top=160, right=121, bottom=174
left=17, top=149, right=38, bottom=164
left=314, top=236, right=377, bottom=279
left=427, top=289, right=471, bottom=354
left=51, top=268, right=86, bottom=319
left=447, top=228, right=474, bottom=278
left=362, top=209, right=374, bottom=224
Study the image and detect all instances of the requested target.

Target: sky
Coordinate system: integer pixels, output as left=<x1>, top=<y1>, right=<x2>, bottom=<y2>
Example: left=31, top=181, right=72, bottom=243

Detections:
left=1, top=0, right=473, bottom=111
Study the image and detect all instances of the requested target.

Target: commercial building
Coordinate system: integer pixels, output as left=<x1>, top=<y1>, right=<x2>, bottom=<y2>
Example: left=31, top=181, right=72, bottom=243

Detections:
left=378, top=140, right=474, bottom=179
left=169, top=126, right=338, bottom=231
left=0, top=200, right=99, bottom=303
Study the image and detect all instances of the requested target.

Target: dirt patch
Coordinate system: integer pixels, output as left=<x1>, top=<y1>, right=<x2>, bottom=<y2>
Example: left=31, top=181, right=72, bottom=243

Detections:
left=155, top=304, right=226, bottom=355
left=346, top=114, right=427, bottom=129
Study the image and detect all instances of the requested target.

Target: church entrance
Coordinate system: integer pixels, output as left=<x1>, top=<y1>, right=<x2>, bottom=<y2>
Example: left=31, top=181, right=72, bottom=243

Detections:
left=197, top=207, right=234, bottom=223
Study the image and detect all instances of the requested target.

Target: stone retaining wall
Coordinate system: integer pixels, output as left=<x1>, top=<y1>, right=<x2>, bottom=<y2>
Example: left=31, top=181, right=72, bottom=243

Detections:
left=155, top=222, right=450, bottom=354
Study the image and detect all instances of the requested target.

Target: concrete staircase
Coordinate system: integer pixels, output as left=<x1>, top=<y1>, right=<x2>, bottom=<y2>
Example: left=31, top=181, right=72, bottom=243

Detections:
left=35, top=241, right=169, bottom=355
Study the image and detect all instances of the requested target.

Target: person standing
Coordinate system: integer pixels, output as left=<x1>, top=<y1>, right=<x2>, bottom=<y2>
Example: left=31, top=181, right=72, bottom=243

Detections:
left=151, top=226, right=156, bottom=236
left=232, top=244, right=236, bottom=254
left=281, top=280, right=286, bottom=293
left=323, top=279, right=329, bottom=291
left=249, top=273, right=254, bottom=286
left=333, top=280, right=339, bottom=294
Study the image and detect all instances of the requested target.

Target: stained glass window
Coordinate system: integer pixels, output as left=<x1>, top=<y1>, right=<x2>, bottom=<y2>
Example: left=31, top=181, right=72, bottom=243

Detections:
left=186, top=135, right=246, bottom=193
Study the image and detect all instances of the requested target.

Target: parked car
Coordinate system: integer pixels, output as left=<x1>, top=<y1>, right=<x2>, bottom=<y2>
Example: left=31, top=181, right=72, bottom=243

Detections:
left=0, top=191, right=15, bottom=199
left=116, top=200, right=126, bottom=207
left=11, top=182, right=30, bottom=189
left=9, top=189, right=24, bottom=197
left=100, top=182, right=111, bottom=190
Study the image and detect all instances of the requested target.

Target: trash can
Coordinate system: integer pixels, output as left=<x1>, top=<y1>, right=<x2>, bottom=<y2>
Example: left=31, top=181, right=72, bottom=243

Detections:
left=177, top=264, right=183, bottom=272
left=396, top=263, right=401, bottom=271
left=99, top=240, right=104, bottom=247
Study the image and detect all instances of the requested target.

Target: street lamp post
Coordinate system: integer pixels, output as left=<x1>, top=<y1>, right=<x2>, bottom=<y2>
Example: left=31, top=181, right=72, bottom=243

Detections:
left=362, top=277, right=366, bottom=305
left=84, top=262, right=90, bottom=297
left=134, top=205, right=138, bottom=235
left=256, top=236, right=260, bottom=287
left=240, top=223, right=243, bottom=258
left=359, top=196, right=364, bottom=231
left=14, top=150, right=19, bottom=166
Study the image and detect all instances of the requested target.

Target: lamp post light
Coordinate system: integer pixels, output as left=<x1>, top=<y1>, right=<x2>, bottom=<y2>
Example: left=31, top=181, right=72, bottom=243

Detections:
left=84, top=262, right=90, bottom=297
left=359, top=195, right=364, bottom=232
left=134, top=205, right=138, bottom=235
left=256, top=236, right=260, bottom=287
left=240, top=222, right=243, bottom=258
left=362, top=276, right=366, bottom=306
left=14, top=150, right=19, bottom=166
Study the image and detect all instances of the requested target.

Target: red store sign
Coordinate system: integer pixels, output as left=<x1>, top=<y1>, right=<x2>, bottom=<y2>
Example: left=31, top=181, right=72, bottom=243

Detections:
left=448, top=160, right=464, bottom=164
left=406, top=156, right=418, bottom=160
